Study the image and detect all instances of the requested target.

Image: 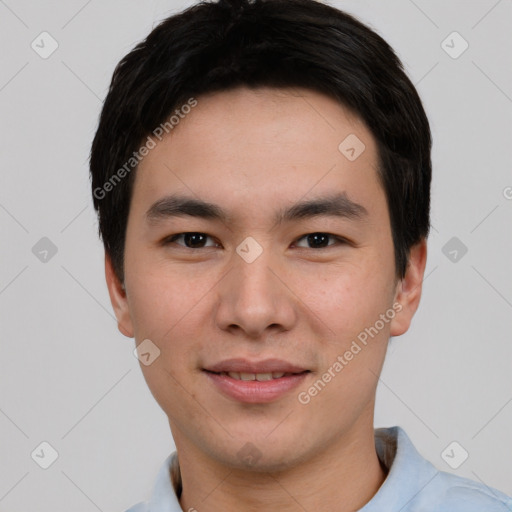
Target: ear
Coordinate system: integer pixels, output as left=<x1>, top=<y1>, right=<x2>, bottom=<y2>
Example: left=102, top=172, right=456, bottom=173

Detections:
left=104, top=253, right=134, bottom=338
left=389, top=239, right=428, bottom=337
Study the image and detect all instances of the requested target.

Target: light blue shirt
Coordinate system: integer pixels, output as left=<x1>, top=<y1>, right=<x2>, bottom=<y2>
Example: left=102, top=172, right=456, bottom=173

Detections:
left=126, top=426, right=511, bottom=511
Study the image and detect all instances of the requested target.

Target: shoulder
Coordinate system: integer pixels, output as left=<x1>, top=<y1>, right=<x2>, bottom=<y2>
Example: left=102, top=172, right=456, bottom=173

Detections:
left=123, top=502, right=147, bottom=512
left=373, top=427, right=511, bottom=512
left=414, top=470, right=512, bottom=511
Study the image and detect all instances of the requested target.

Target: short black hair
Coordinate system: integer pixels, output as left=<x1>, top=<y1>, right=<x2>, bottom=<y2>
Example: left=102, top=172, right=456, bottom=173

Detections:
left=90, top=0, right=432, bottom=284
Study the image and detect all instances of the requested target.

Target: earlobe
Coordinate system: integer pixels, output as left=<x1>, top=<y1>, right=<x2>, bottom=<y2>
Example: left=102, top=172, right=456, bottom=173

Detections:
left=104, top=253, right=134, bottom=338
left=389, top=239, right=428, bottom=337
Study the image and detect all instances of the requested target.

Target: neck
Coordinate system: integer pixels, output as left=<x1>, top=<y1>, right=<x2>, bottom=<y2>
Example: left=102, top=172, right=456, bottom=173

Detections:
left=173, top=418, right=387, bottom=512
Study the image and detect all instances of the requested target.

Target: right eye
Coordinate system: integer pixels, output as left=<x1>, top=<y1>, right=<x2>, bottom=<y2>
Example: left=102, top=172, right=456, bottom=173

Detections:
left=162, top=232, right=220, bottom=249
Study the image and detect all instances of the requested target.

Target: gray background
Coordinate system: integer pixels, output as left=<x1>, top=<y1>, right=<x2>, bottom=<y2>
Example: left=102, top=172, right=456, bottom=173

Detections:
left=1, top=0, right=511, bottom=510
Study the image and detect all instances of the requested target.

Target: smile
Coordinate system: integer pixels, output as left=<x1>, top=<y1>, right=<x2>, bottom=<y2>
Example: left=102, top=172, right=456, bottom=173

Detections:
left=216, top=371, right=298, bottom=381
left=203, top=364, right=311, bottom=403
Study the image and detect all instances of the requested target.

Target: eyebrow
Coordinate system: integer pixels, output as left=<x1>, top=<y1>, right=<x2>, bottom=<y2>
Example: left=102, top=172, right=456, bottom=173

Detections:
left=145, top=192, right=368, bottom=226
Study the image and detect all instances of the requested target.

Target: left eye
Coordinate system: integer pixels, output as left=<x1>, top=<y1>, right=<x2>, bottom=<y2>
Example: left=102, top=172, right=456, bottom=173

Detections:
left=294, top=233, right=345, bottom=249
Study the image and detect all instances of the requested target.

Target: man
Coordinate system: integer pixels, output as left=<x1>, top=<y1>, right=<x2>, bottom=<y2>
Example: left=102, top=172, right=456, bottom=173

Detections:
left=90, top=0, right=511, bottom=510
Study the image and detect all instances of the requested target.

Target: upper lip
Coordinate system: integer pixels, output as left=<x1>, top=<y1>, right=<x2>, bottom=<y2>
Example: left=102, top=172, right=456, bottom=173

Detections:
left=204, top=358, right=309, bottom=374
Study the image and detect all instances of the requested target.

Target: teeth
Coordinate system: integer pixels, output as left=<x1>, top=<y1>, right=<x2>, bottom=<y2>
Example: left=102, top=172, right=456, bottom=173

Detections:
left=225, top=371, right=289, bottom=381
left=256, top=373, right=273, bottom=381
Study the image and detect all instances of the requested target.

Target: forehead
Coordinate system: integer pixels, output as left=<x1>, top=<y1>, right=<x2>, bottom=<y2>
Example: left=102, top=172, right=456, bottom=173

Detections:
left=133, top=86, right=384, bottom=223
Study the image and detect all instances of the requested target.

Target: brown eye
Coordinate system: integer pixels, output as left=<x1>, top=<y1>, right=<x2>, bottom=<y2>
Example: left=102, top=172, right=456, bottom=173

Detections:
left=294, top=233, right=344, bottom=249
left=164, top=232, right=218, bottom=248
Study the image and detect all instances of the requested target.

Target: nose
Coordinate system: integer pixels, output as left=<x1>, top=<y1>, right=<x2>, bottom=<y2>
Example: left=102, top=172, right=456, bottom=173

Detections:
left=213, top=246, right=297, bottom=339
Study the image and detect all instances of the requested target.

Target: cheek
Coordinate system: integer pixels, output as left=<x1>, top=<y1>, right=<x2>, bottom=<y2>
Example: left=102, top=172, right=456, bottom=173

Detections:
left=126, top=270, right=208, bottom=407
left=298, top=259, right=393, bottom=337
left=126, top=266, right=200, bottom=338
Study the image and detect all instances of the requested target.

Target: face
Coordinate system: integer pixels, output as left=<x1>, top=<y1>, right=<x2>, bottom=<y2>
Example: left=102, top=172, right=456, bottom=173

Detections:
left=106, top=86, right=426, bottom=472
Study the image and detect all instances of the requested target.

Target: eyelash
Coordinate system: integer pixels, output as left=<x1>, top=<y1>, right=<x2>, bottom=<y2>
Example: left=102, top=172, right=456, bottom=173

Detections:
left=162, top=232, right=349, bottom=250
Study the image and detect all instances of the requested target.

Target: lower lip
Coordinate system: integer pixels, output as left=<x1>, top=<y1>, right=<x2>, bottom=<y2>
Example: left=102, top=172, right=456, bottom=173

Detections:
left=204, top=371, right=310, bottom=403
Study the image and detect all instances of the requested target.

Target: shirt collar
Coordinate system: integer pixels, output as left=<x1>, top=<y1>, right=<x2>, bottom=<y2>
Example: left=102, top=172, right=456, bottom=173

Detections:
left=359, top=426, right=439, bottom=511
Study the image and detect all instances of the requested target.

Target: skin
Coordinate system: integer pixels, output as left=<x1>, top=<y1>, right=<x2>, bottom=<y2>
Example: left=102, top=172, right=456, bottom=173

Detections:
left=105, top=86, right=427, bottom=512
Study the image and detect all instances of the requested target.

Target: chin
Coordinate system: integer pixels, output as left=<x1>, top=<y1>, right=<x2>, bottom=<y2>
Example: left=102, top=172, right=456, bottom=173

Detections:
left=207, top=436, right=311, bottom=474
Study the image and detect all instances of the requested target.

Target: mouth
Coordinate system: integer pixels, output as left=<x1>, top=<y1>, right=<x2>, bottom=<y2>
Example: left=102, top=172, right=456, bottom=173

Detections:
left=203, top=357, right=310, bottom=375
left=205, top=370, right=308, bottom=381
left=202, top=359, right=311, bottom=403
